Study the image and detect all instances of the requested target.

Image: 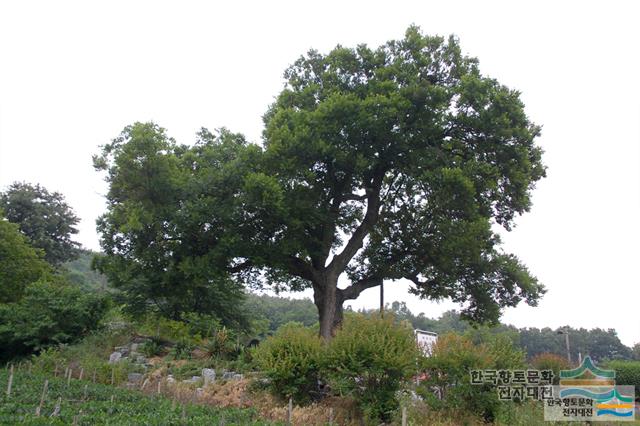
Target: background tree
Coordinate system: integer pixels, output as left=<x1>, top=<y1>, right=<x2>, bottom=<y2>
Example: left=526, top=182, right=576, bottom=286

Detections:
left=95, top=27, right=546, bottom=339
left=93, top=123, right=248, bottom=327
left=0, top=277, right=108, bottom=361
left=243, top=294, right=319, bottom=334
left=0, top=214, right=51, bottom=303
left=632, top=343, right=640, bottom=361
left=0, top=182, right=80, bottom=266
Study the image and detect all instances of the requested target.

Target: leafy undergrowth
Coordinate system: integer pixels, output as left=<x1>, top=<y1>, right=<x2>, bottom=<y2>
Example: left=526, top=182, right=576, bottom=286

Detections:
left=0, top=369, right=275, bottom=425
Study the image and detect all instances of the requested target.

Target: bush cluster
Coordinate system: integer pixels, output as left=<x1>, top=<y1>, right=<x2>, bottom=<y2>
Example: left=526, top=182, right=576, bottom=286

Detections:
left=252, top=322, right=323, bottom=405
left=252, top=315, right=420, bottom=422
left=418, top=332, right=526, bottom=423
left=0, top=279, right=109, bottom=361
left=606, top=360, right=640, bottom=395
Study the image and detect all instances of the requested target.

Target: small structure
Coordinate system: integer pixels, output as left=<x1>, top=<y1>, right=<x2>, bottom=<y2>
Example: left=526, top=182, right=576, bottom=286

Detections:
left=415, top=329, right=437, bottom=356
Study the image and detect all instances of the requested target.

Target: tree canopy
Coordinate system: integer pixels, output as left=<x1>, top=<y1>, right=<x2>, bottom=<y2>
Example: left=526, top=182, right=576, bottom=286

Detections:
left=95, top=26, right=546, bottom=338
left=92, top=124, right=248, bottom=326
left=0, top=182, right=80, bottom=266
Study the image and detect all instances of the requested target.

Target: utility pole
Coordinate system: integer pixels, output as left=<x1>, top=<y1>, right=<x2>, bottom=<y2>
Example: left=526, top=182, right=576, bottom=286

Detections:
left=380, top=282, right=384, bottom=317
left=558, top=329, right=572, bottom=365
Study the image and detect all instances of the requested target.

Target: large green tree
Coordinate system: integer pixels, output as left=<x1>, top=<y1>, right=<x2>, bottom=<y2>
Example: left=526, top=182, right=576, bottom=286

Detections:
left=255, top=26, right=545, bottom=338
left=1, top=182, right=80, bottom=266
left=93, top=124, right=248, bottom=326
left=96, top=27, right=546, bottom=339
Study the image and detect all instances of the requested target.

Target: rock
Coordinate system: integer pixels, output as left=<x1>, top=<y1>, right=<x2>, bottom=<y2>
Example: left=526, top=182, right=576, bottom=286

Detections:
left=222, top=371, right=236, bottom=380
left=232, top=374, right=244, bottom=381
left=131, top=343, right=140, bottom=352
left=196, top=387, right=204, bottom=398
left=114, top=346, right=130, bottom=356
left=166, top=375, right=176, bottom=384
left=136, top=355, right=146, bottom=364
left=128, top=373, right=143, bottom=384
left=202, top=368, right=216, bottom=386
left=181, top=376, right=201, bottom=384
left=108, top=352, right=122, bottom=364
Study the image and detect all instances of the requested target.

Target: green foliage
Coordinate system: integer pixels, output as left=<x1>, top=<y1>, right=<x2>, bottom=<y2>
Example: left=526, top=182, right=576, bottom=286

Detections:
left=180, top=312, right=222, bottom=340
left=0, top=216, right=51, bottom=304
left=203, top=327, right=235, bottom=359
left=243, top=294, right=318, bottom=335
left=530, top=353, right=569, bottom=384
left=92, top=123, right=248, bottom=326
left=0, top=369, right=270, bottom=424
left=252, top=322, right=323, bottom=405
left=420, top=333, right=524, bottom=423
left=137, top=315, right=197, bottom=345
left=606, top=360, right=640, bottom=395
left=139, top=339, right=163, bottom=358
left=0, top=279, right=109, bottom=361
left=324, top=314, right=421, bottom=423
left=0, top=182, right=80, bottom=266
left=170, top=339, right=195, bottom=360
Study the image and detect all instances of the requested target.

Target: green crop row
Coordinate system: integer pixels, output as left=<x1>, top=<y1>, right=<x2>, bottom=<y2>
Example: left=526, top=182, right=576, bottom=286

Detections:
left=0, top=369, right=274, bottom=425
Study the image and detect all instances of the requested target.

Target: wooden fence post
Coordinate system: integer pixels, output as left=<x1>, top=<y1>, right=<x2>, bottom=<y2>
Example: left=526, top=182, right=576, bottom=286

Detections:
left=287, top=397, right=293, bottom=425
left=6, top=364, right=14, bottom=397
left=36, top=379, right=48, bottom=416
left=51, top=396, right=62, bottom=417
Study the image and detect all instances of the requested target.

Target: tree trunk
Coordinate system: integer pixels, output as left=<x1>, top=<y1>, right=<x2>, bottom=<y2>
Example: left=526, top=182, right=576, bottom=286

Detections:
left=313, top=274, right=344, bottom=340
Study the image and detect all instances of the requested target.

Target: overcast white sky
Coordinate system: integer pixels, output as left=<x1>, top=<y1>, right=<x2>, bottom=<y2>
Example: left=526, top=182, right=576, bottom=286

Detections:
left=1, top=1, right=638, bottom=346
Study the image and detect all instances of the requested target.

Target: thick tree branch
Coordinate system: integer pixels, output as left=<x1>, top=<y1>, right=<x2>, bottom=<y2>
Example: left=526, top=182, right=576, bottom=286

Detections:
left=286, top=255, right=319, bottom=283
left=327, top=170, right=385, bottom=274
left=342, top=276, right=384, bottom=300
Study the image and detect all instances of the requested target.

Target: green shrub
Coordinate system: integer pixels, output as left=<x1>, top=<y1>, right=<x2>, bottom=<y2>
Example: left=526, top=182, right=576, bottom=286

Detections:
left=0, top=279, right=109, bottom=360
left=252, top=322, right=323, bottom=405
left=530, top=352, right=569, bottom=384
left=204, top=327, right=234, bottom=359
left=138, top=315, right=195, bottom=343
left=420, top=332, right=525, bottom=423
left=606, top=360, right=640, bottom=395
left=170, top=338, right=195, bottom=360
left=323, top=314, right=420, bottom=424
left=140, top=338, right=164, bottom=357
left=181, top=312, right=222, bottom=339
